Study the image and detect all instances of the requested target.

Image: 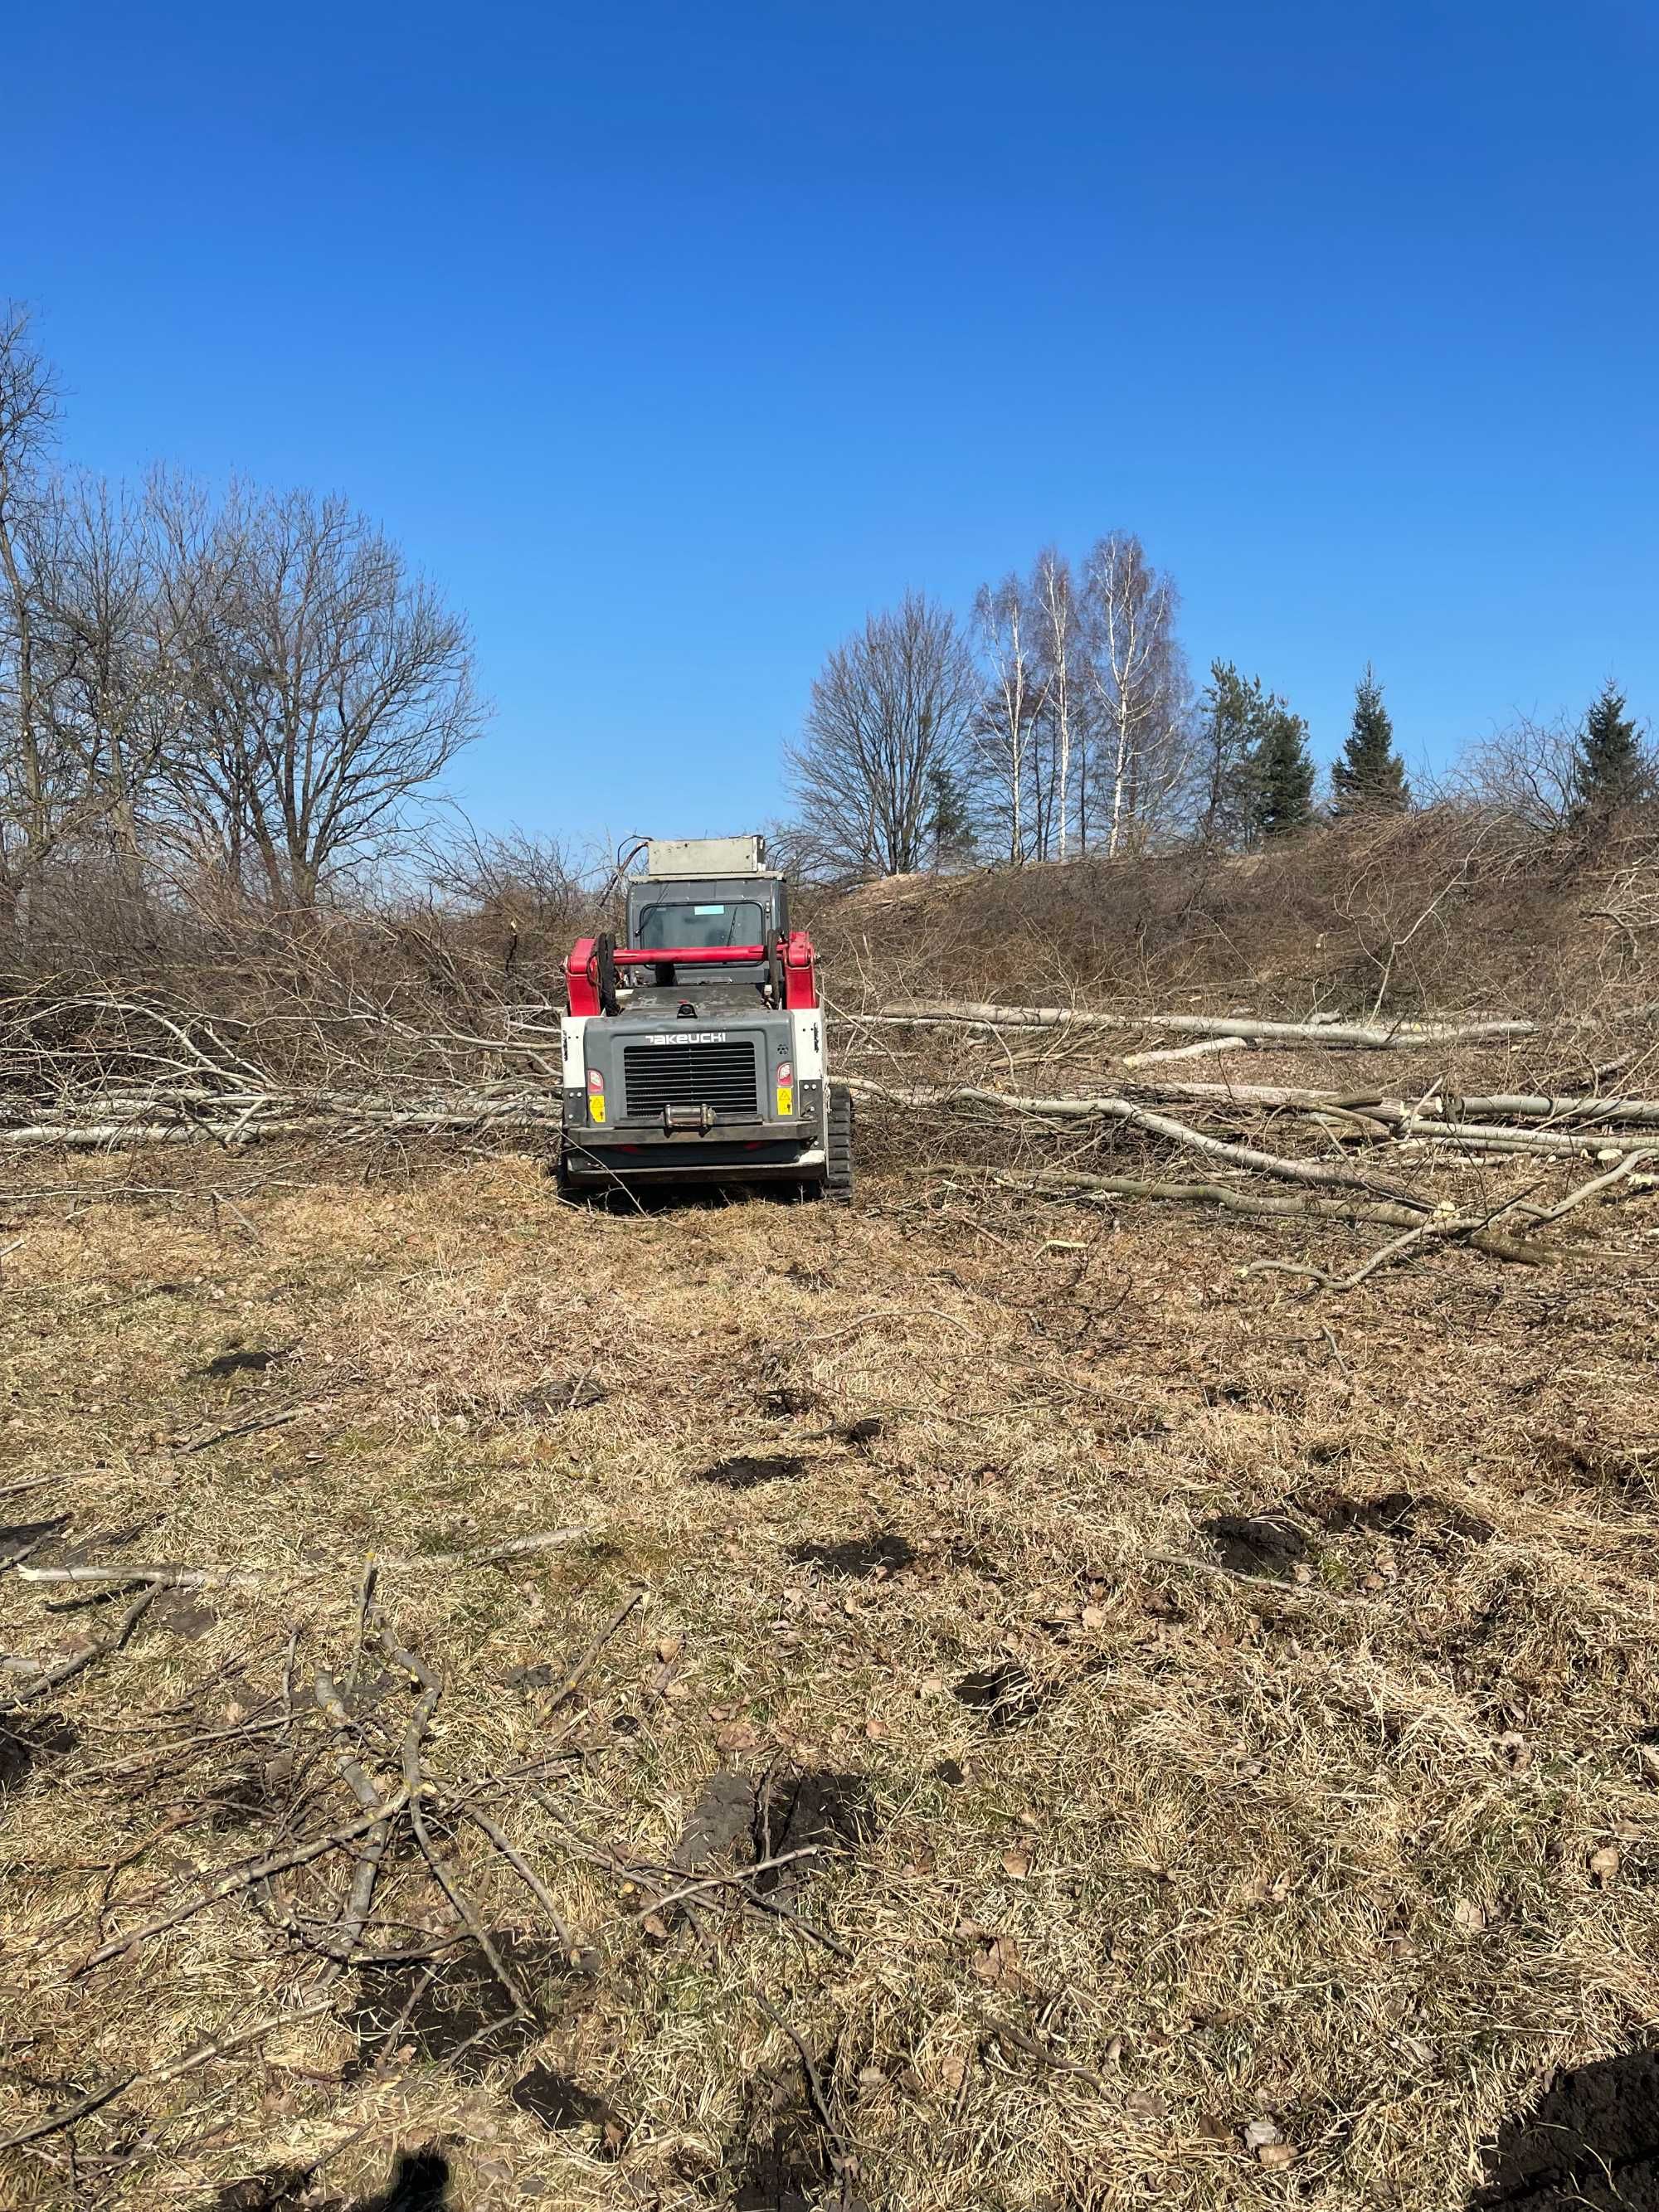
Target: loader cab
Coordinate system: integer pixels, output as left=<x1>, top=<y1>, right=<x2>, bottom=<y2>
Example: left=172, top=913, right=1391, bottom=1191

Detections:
left=621, top=836, right=790, bottom=1000
left=626, top=875, right=787, bottom=960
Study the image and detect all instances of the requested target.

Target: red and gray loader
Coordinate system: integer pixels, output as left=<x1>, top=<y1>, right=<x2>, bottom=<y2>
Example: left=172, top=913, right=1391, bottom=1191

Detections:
left=557, top=835, right=853, bottom=1198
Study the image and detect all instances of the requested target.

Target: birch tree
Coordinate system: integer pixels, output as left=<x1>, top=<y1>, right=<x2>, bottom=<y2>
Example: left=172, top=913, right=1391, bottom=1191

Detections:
left=1080, top=532, right=1189, bottom=855
left=971, top=571, right=1046, bottom=863
left=1033, top=549, right=1081, bottom=859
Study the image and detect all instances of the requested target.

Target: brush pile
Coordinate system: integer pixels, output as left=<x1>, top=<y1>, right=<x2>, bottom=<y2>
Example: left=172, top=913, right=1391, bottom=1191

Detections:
left=2, top=978, right=1658, bottom=1283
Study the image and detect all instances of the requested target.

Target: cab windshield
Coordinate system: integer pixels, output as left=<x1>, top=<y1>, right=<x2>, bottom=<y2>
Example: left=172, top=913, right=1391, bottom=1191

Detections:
left=632, top=898, right=765, bottom=951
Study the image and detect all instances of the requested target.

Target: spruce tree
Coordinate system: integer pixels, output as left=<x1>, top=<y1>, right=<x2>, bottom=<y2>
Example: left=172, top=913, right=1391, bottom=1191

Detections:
left=1570, top=681, right=1647, bottom=822
left=1250, top=699, right=1316, bottom=839
left=1331, top=665, right=1410, bottom=813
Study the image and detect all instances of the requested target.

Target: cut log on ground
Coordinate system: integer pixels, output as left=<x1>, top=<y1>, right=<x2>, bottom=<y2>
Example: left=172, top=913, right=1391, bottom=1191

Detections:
left=1121, top=1036, right=1252, bottom=1067
left=1128, top=1079, right=1659, bottom=1128
left=847, top=1076, right=1434, bottom=1204
left=874, top=999, right=1538, bottom=1048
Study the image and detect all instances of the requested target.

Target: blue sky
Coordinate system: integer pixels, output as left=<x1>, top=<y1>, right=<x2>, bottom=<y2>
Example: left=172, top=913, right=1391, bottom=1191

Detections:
left=5, top=1, right=1656, bottom=849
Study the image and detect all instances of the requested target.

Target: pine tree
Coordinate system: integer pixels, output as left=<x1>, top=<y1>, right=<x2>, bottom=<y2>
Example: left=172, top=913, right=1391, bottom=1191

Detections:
left=1570, top=681, right=1647, bottom=823
left=1250, top=699, right=1316, bottom=839
left=1331, top=665, right=1410, bottom=814
left=1195, top=661, right=1261, bottom=845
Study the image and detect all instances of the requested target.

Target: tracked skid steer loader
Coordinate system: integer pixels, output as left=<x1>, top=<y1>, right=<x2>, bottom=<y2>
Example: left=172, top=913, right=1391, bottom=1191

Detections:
left=557, top=835, right=853, bottom=1200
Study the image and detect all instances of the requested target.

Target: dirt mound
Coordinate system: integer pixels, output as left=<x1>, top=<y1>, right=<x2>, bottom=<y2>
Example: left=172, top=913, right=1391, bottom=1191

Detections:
left=953, top=1660, right=1048, bottom=1731
left=343, top=1932, right=567, bottom=2074
left=511, top=2062, right=618, bottom=2138
left=206, top=2146, right=452, bottom=2212
left=0, top=1712, right=77, bottom=1796
left=1199, top=1514, right=1306, bottom=1579
left=672, top=1764, right=871, bottom=1900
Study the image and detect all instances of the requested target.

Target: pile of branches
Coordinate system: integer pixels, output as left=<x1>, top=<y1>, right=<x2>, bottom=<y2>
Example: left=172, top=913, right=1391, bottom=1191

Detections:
left=0, top=1569, right=604, bottom=2160
left=4, top=980, right=1657, bottom=1286
left=839, top=995, right=1659, bottom=1286
left=0, top=986, right=566, bottom=1150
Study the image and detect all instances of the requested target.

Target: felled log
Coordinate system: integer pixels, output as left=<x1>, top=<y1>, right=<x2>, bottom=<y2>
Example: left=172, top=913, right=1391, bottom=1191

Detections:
left=1131, top=1079, right=1659, bottom=1127
left=875, top=999, right=1536, bottom=1048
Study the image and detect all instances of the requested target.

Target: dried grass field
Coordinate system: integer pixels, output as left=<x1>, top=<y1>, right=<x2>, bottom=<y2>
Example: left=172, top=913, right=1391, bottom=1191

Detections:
left=2, top=1023, right=1659, bottom=2211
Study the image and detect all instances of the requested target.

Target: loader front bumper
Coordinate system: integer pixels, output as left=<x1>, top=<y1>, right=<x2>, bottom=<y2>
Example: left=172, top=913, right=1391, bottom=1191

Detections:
left=558, top=1124, right=828, bottom=1188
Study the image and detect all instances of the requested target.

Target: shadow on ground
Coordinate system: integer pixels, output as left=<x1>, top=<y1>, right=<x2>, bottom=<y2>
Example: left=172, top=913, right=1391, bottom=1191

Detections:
left=1472, top=2047, right=1659, bottom=2210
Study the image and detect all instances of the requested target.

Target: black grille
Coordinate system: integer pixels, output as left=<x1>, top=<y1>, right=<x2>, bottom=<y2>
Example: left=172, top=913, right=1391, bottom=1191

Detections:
left=622, top=1041, right=759, bottom=1119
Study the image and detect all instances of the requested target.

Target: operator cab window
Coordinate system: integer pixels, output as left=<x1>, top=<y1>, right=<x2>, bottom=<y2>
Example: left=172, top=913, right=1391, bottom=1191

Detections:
left=633, top=899, right=765, bottom=950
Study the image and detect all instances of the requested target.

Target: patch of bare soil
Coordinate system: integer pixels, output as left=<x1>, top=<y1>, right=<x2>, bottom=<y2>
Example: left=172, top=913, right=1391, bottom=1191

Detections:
left=791, top=1531, right=914, bottom=1578
left=206, top=2145, right=455, bottom=2210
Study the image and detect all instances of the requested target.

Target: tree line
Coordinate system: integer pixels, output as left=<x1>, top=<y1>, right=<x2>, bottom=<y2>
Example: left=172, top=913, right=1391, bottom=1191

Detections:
left=785, top=551, right=1655, bottom=881
left=0, top=306, right=480, bottom=927
left=7, top=300, right=1652, bottom=933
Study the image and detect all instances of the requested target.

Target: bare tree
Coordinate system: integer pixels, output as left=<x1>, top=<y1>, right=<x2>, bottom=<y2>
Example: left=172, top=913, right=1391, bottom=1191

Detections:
left=0, top=304, right=62, bottom=920
left=1453, top=713, right=1579, bottom=844
left=971, top=572, right=1046, bottom=863
left=21, top=471, right=224, bottom=912
left=1079, top=532, right=1190, bottom=856
left=170, top=489, right=482, bottom=908
left=786, top=591, right=978, bottom=879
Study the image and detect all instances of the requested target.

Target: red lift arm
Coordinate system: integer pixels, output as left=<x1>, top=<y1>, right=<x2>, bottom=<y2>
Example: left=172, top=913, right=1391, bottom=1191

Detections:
left=564, top=932, right=818, bottom=1015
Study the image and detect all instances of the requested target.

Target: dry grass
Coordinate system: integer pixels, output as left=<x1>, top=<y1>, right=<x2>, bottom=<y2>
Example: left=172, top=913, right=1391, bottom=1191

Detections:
left=1, top=1111, right=1657, bottom=2211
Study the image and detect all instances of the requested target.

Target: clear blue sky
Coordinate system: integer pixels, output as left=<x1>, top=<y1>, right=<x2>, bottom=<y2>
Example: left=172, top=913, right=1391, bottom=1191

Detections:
left=6, top=1, right=1656, bottom=848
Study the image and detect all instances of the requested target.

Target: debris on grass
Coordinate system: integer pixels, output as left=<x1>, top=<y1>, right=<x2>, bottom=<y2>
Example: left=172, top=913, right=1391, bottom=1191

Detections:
left=3, top=1123, right=1658, bottom=2209
left=195, top=1347, right=287, bottom=1382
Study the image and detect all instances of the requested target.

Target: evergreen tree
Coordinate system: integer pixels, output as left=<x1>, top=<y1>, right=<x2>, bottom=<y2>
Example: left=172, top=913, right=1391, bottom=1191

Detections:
left=1194, top=661, right=1316, bottom=845
left=1194, top=660, right=1260, bottom=845
left=1570, top=681, right=1647, bottom=822
left=1331, top=665, right=1410, bottom=813
left=1250, top=699, right=1316, bottom=839
left=926, top=763, right=977, bottom=870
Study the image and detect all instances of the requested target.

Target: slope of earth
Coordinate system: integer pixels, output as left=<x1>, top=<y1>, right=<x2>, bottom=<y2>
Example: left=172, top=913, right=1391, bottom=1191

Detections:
left=1, top=1149, right=1657, bottom=2210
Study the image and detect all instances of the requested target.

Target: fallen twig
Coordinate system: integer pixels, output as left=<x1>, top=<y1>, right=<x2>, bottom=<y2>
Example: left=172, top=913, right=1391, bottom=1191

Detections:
left=1, top=1587, right=160, bottom=1713
left=376, top=1625, right=533, bottom=2019
left=175, top=1404, right=309, bottom=1454
left=17, top=1562, right=260, bottom=1591
left=72, top=1790, right=412, bottom=1974
left=461, top=1805, right=575, bottom=1954
left=0, top=1997, right=335, bottom=2153
left=538, top=1588, right=645, bottom=1710
left=312, top=1668, right=400, bottom=1978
